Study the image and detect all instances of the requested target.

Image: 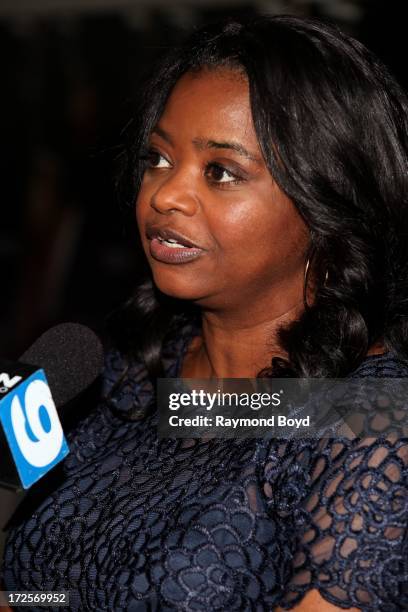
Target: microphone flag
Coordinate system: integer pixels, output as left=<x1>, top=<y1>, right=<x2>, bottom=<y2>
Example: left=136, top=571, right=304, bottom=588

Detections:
left=0, top=360, right=68, bottom=490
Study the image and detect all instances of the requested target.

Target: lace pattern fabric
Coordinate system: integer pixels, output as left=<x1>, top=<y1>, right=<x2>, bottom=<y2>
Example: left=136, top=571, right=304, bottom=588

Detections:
left=1, top=324, right=408, bottom=611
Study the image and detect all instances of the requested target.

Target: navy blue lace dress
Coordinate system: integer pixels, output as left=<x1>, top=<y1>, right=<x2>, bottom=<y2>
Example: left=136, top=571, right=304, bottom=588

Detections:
left=2, top=323, right=408, bottom=611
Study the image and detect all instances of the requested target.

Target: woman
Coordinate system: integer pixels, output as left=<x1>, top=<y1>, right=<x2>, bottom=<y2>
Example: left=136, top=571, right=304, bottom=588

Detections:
left=2, top=15, right=408, bottom=611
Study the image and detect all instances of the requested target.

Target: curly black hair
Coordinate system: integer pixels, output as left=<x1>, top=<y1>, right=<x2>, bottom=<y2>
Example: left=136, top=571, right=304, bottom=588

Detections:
left=110, top=14, right=408, bottom=382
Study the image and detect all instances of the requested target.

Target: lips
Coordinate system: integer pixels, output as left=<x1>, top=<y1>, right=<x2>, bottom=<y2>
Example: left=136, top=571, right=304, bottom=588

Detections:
left=146, top=225, right=203, bottom=249
left=146, top=224, right=206, bottom=264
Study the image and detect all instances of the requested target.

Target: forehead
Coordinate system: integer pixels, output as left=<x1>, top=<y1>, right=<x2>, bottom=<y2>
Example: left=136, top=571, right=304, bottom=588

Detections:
left=156, top=68, right=257, bottom=145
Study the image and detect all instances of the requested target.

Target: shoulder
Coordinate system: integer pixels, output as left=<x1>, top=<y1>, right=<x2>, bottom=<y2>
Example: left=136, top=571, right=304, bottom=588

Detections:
left=63, top=349, right=152, bottom=474
left=348, top=351, right=408, bottom=378
left=263, top=352, right=408, bottom=609
left=63, top=323, right=195, bottom=473
left=101, top=348, right=154, bottom=419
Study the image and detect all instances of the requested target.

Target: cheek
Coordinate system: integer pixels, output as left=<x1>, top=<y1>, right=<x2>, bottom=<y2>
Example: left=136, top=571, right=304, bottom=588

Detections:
left=213, top=200, right=300, bottom=252
left=210, top=196, right=308, bottom=277
left=135, top=191, right=149, bottom=240
left=135, top=191, right=144, bottom=225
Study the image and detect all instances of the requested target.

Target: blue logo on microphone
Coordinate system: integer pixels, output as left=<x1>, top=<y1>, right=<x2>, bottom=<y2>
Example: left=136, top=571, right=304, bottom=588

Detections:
left=0, top=369, right=69, bottom=488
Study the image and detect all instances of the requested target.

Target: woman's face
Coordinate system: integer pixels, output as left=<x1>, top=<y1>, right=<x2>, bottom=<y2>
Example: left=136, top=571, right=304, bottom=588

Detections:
left=136, top=67, right=309, bottom=312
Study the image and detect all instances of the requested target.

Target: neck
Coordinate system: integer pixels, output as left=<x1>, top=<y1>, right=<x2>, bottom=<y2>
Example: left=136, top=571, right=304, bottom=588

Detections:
left=182, top=298, right=304, bottom=378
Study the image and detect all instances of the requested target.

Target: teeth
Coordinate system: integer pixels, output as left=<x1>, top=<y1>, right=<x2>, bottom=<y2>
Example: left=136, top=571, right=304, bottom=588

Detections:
left=158, top=236, right=187, bottom=248
left=164, top=240, right=184, bottom=248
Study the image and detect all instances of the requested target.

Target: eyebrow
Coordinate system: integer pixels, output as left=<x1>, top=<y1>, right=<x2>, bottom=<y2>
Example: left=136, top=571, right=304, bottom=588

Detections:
left=151, top=126, right=262, bottom=164
left=152, top=126, right=173, bottom=144
left=193, top=137, right=262, bottom=164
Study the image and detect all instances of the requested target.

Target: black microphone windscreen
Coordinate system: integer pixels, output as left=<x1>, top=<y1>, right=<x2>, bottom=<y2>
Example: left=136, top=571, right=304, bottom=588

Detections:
left=20, top=323, right=104, bottom=407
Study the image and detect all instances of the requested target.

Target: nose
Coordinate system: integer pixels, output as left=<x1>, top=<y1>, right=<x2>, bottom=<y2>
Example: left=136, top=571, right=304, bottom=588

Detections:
left=150, top=170, right=199, bottom=216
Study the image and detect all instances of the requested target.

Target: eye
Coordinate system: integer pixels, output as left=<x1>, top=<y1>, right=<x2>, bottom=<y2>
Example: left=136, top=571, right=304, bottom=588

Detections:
left=205, top=162, right=244, bottom=186
left=140, top=149, right=171, bottom=169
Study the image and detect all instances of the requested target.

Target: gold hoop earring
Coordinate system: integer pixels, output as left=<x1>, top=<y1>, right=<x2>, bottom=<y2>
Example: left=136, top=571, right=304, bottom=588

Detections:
left=304, top=257, right=310, bottom=283
left=304, top=258, right=329, bottom=286
left=303, top=258, right=311, bottom=308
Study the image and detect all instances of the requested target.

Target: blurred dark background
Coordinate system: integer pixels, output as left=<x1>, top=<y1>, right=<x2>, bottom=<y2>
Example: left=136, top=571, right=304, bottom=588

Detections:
left=0, top=0, right=406, bottom=358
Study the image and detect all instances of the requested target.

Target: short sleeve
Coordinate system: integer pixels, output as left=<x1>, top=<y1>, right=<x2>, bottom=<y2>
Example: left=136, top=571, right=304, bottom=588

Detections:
left=264, top=435, right=408, bottom=611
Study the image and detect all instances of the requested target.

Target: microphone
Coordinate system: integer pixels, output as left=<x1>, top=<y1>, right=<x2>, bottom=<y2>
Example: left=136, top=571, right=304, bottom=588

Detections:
left=0, top=323, right=103, bottom=490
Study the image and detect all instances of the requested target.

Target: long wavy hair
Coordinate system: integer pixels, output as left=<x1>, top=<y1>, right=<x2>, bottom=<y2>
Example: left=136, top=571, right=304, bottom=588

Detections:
left=110, top=14, right=408, bottom=381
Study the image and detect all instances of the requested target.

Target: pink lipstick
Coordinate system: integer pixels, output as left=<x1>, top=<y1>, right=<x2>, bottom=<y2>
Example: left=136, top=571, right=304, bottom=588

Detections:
left=146, top=225, right=206, bottom=264
left=149, top=237, right=204, bottom=263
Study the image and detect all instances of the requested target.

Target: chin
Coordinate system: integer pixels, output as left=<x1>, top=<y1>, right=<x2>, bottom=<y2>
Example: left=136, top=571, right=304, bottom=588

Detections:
left=151, top=268, right=206, bottom=301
